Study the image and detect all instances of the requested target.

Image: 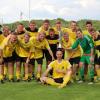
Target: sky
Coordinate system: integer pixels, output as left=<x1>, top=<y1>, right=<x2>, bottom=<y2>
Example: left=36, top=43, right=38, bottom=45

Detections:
left=0, top=0, right=100, bottom=23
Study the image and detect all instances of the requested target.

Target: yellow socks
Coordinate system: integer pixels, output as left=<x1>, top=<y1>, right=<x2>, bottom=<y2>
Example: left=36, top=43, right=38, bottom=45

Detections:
left=9, top=75, right=13, bottom=80
left=16, top=72, right=21, bottom=80
left=0, top=74, right=3, bottom=80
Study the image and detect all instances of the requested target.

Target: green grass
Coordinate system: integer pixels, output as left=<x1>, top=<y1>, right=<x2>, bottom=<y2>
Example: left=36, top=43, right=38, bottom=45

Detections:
left=0, top=60, right=100, bottom=100
left=0, top=81, right=100, bottom=100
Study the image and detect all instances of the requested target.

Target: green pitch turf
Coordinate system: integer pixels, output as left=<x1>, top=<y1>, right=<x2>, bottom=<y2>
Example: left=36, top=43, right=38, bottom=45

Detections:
left=0, top=80, right=100, bottom=100
left=0, top=61, right=100, bottom=100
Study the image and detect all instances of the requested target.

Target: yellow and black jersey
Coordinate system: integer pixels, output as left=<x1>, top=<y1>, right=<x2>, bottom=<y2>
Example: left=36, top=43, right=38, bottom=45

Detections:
left=49, top=60, right=71, bottom=78
left=62, top=37, right=82, bottom=58
left=30, top=37, right=50, bottom=59
left=25, top=27, right=38, bottom=37
left=63, top=28, right=77, bottom=41
left=53, top=27, right=66, bottom=35
left=0, top=37, right=17, bottom=57
left=94, top=35, right=100, bottom=56
left=26, top=27, right=38, bottom=32
left=16, top=31, right=25, bottom=39
left=46, top=34, right=59, bottom=50
left=0, top=34, right=6, bottom=45
left=16, top=39, right=35, bottom=58
left=38, top=26, right=50, bottom=36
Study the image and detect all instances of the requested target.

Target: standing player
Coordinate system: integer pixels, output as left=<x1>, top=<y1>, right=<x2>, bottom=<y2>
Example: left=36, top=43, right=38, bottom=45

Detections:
left=0, top=33, right=18, bottom=82
left=66, top=29, right=94, bottom=84
left=63, top=21, right=81, bottom=80
left=27, top=32, right=54, bottom=81
left=0, top=26, right=11, bottom=79
left=45, top=28, right=59, bottom=67
left=25, top=21, right=38, bottom=78
left=15, top=23, right=26, bottom=81
left=62, top=32, right=81, bottom=81
left=18, top=33, right=35, bottom=81
left=25, top=21, right=38, bottom=37
left=83, top=21, right=94, bottom=36
left=53, top=20, right=65, bottom=48
left=38, top=20, right=50, bottom=36
left=91, top=29, right=100, bottom=81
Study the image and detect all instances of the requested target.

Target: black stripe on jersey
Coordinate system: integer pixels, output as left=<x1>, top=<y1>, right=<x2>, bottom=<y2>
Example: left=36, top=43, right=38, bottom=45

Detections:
left=46, top=34, right=59, bottom=40
left=26, top=27, right=38, bottom=32
left=94, top=35, right=100, bottom=50
left=17, top=31, right=25, bottom=35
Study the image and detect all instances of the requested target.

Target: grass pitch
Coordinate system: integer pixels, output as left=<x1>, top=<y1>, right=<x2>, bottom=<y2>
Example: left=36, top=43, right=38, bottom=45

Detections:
left=0, top=80, right=100, bottom=100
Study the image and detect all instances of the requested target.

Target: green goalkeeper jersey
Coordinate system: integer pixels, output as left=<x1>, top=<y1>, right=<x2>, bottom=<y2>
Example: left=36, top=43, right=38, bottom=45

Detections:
left=72, top=35, right=94, bottom=54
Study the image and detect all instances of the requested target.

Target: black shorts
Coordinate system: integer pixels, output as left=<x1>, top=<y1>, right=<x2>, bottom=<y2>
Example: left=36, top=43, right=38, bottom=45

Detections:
left=35, top=57, right=43, bottom=65
left=45, top=50, right=57, bottom=62
left=22, top=57, right=27, bottom=63
left=94, top=54, right=100, bottom=65
left=13, top=52, right=26, bottom=63
left=12, top=51, right=23, bottom=62
left=3, top=56, right=15, bottom=63
left=69, top=57, right=80, bottom=65
left=54, top=78, right=63, bottom=83
left=29, top=59, right=35, bottom=65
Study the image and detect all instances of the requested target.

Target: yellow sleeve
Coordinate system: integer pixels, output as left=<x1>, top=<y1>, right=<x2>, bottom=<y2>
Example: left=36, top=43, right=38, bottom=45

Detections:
left=30, top=36, right=36, bottom=43
left=30, top=46, right=35, bottom=52
left=38, top=27, right=43, bottom=32
left=66, top=61, right=71, bottom=69
left=45, top=39, right=50, bottom=49
left=0, top=37, right=9, bottom=49
left=48, top=61, right=55, bottom=68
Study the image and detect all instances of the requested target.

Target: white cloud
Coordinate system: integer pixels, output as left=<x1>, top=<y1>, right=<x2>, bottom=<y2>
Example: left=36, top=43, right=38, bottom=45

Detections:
left=0, top=0, right=100, bottom=23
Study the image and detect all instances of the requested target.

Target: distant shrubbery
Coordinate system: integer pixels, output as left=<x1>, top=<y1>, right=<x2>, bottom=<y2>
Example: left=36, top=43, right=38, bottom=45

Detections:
left=3, top=18, right=100, bottom=31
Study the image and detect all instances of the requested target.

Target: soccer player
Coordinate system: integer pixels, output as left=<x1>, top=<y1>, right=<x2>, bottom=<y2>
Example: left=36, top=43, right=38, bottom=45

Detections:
left=0, top=49, right=4, bottom=83
left=45, top=28, right=59, bottom=66
left=27, top=32, right=54, bottom=81
left=62, top=32, right=81, bottom=81
left=18, top=33, right=35, bottom=81
left=66, top=29, right=94, bottom=84
left=53, top=20, right=65, bottom=48
left=0, top=33, right=18, bottom=82
left=25, top=20, right=38, bottom=37
left=38, top=20, right=51, bottom=65
left=40, top=49, right=72, bottom=88
left=63, top=21, right=81, bottom=80
left=64, top=21, right=78, bottom=41
left=91, top=29, right=100, bottom=81
left=38, top=20, right=50, bottom=36
left=15, top=23, right=26, bottom=81
left=0, top=26, right=11, bottom=80
left=83, top=21, right=94, bottom=36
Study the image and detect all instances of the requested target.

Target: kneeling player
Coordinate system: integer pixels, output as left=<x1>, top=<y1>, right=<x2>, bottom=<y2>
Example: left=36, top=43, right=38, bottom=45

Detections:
left=40, top=49, right=72, bottom=88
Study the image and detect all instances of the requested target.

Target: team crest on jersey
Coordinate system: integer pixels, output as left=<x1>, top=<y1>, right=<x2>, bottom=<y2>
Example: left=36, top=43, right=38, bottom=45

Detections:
left=62, top=66, right=64, bottom=69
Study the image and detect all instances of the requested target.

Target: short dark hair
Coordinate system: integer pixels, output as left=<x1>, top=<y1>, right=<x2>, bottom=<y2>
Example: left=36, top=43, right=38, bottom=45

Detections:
left=86, top=21, right=92, bottom=25
left=57, top=48, right=63, bottom=52
left=43, top=19, right=50, bottom=24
